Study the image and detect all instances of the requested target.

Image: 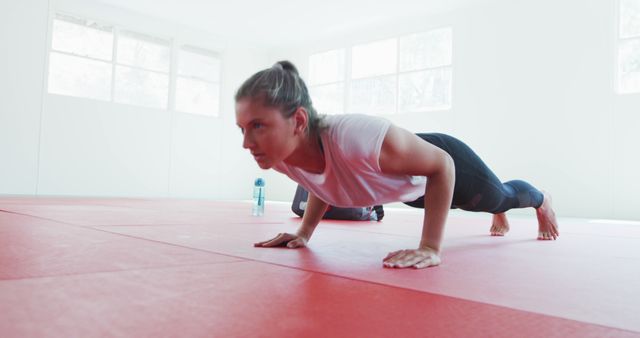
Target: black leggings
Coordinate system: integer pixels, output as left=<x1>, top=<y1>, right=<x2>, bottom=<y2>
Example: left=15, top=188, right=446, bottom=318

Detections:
left=404, top=133, right=543, bottom=214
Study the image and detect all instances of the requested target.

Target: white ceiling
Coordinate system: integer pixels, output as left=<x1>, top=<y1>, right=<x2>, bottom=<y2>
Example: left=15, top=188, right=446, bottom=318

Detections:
left=96, top=0, right=482, bottom=47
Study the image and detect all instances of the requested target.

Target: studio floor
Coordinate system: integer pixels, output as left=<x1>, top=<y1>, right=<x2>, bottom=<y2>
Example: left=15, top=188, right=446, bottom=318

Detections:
left=0, top=197, right=639, bottom=337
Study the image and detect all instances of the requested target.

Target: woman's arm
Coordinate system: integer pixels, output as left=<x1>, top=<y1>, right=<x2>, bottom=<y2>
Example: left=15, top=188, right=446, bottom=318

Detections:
left=254, top=192, right=328, bottom=248
left=296, top=193, right=329, bottom=241
left=378, top=125, right=455, bottom=268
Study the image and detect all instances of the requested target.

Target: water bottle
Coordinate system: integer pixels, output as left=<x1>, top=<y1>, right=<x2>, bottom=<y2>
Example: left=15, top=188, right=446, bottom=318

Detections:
left=252, top=178, right=265, bottom=216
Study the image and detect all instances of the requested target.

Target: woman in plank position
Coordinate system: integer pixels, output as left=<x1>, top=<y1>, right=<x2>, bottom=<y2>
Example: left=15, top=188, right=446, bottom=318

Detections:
left=235, top=61, right=559, bottom=269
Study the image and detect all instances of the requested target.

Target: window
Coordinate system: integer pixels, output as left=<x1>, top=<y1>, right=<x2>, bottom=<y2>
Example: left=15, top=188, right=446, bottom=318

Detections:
left=618, top=0, right=640, bottom=94
left=48, top=14, right=113, bottom=101
left=308, top=27, right=452, bottom=116
left=176, top=46, right=221, bottom=116
left=308, top=49, right=345, bottom=115
left=398, top=28, right=452, bottom=112
left=47, top=14, right=222, bottom=115
left=115, top=31, right=170, bottom=109
left=350, top=39, right=398, bottom=115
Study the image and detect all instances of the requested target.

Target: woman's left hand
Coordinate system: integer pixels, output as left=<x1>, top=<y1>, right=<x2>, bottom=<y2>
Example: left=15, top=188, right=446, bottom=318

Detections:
left=383, top=247, right=441, bottom=269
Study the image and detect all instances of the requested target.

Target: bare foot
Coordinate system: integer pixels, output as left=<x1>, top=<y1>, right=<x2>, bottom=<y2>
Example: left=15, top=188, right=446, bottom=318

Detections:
left=535, top=191, right=559, bottom=240
left=490, top=213, right=510, bottom=236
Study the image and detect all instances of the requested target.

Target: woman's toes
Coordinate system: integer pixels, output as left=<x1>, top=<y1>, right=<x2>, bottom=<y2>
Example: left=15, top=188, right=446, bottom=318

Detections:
left=490, top=224, right=507, bottom=236
left=537, top=231, right=556, bottom=240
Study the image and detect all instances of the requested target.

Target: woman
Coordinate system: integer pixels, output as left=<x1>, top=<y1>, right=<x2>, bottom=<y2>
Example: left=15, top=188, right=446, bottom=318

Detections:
left=235, top=61, right=558, bottom=269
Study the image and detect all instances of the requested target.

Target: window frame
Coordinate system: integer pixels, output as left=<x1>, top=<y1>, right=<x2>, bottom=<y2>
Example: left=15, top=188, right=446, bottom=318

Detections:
left=46, top=12, right=223, bottom=116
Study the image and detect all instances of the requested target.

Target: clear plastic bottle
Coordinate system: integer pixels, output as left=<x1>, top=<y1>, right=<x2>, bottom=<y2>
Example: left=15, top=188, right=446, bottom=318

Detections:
left=252, top=178, right=265, bottom=216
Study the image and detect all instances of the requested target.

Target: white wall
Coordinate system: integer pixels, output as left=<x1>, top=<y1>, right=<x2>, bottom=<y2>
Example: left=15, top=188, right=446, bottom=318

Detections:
left=267, top=0, right=640, bottom=220
left=0, top=0, right=49, bottom=195
left=0, top=0, right=268, bottom=200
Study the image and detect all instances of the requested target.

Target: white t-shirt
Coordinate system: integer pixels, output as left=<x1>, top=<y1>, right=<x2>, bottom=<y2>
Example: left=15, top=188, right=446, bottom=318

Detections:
left=273, top=114, right=427, bottom=207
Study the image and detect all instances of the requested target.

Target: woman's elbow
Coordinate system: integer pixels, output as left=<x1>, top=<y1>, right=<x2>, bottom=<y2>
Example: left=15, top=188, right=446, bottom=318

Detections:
left=423, top=151, right=455, bottom=182
left=441, top=152, right=455, bottom=183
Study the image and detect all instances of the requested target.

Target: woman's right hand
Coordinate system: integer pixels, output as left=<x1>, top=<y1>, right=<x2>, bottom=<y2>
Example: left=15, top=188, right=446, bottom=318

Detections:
left=254, top=233, right=308, bottom=248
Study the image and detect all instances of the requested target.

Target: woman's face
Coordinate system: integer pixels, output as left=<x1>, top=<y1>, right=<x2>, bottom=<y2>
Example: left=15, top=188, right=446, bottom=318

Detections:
left=235, top=98, right=299, bottom=169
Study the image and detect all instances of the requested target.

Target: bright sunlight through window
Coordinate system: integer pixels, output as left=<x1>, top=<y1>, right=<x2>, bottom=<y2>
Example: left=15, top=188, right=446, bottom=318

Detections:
left=308, top=27, right=452, bottom=116
left=48, top=14, right=222, bottom=115
left=618, top=0, right=640, bottom=94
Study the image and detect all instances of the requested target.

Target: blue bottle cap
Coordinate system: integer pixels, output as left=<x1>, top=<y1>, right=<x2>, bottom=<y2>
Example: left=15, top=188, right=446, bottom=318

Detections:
left=254, top=178, right=265, bottom=187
